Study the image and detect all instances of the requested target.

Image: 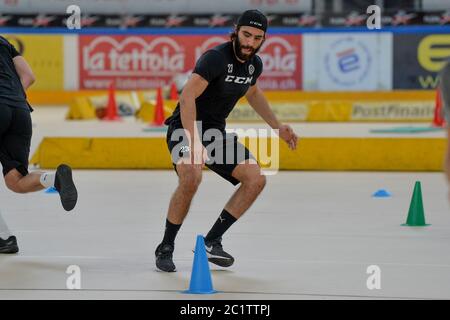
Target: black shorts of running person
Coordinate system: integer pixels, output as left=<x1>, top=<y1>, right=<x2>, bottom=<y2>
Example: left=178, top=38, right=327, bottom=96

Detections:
left=0, top=105, right=32, bottom=177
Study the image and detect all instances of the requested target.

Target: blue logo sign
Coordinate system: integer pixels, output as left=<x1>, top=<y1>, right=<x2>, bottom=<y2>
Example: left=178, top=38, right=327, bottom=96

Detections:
left=325, top=37, right=372, bottom=87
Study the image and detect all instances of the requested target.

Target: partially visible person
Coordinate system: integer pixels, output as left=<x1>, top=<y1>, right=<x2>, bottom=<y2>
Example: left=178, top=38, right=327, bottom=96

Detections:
left=0, top=35, right=78, bottom=254
left=439, top=58, right=450, bottom=200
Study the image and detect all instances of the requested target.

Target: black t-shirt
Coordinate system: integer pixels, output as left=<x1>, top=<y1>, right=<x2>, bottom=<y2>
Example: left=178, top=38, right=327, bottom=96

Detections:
left=0, top=36, right=30, bottom=110
left=165, top=41, right=263, bottom=132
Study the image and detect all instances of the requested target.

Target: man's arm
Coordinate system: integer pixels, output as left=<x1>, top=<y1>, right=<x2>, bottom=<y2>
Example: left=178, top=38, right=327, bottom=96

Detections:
left=13, top=56, right=35, bottom=91
left=179, top=73, right=209, bottom=166
left=245, top=84, right=281, bottom=129
left=245, top=83, right=298, bottom=150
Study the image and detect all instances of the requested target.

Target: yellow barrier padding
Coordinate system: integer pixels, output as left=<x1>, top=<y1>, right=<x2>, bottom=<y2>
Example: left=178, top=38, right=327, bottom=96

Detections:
left=306, top=101, right=353, bottom=121
left=350, top=101, right=435, bottom=122
left=27, top=90, right=436, bottom=106
left=229, top=102, right=308, bottom=122
left=229, top=100, right=434, bottom=122
left=263, top=90, right=436, bottom=101
left=31, top=136, right=445, bottom=171
left=66, top=91, right=151, bottom=120
left=28, top=90, right=107, bottom=106
left=135, top=101, right=155, bottom=123
left=66, top=97, right=96, bottom=120
left=278, top=138, right=445, bottom=171
left=31, top=138, right=171, bottom=169
left=135, top=100, right=178, bottom=123
left=137, top=89, right=177, bottom=104
left=29, top=89, right=436, bottom=122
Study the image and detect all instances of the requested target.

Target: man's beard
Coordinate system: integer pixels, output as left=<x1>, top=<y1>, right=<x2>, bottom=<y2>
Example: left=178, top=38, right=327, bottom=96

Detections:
left=233, top=36, right=262, bottom=61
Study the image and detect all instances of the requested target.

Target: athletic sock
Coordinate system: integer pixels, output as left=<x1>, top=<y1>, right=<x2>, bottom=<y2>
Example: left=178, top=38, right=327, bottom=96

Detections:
left=205, top=209, right=237, bottom=242
left=161, top=219, right=182, bottom=245
left=39, top=172, right=55, bottom=188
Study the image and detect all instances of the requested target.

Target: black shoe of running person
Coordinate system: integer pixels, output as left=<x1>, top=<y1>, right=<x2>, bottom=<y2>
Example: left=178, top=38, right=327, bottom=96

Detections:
left=0, top=236, right=19, bottom=254
left=204, top=237, right=234, bottom=267
left=54, top=164, right=78, bottom=212
left=155, top=243, right=176, bottom=272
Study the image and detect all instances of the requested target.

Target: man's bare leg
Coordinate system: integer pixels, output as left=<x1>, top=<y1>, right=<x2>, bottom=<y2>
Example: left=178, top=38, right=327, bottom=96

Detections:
left=155, top=163, right=202, bottom=272
left=166, top=164, right=203, bottom=224
left=4, top=165, right=77, bottom=211
left=4, top=169, right=47, bottom=193
left=203, top=160, right=266, bottom=267
left=224, top=160, right=266, bottom=218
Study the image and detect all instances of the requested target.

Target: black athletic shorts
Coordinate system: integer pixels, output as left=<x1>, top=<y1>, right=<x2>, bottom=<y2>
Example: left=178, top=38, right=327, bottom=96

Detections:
left=166, top=123, right=256, bottom=185
left=0, top=105, right=32, bottom=176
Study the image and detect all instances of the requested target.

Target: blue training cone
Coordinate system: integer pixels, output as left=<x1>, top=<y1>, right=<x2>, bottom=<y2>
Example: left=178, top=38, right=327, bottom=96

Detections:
left=372, top=189, right=391, bottom=198
left=183, top=235, right=217, bottom=294
left=45, top=187, right=58, bottom=194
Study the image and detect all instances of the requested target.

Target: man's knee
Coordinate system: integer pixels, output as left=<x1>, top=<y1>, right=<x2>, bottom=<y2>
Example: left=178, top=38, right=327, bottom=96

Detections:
left=4, top=174, right=26, bottom=194
left=253, top=174, right=266, bottom=192
left=242, top=173, right=266, bottom=192
left=177, top=165, right=203, bottom=194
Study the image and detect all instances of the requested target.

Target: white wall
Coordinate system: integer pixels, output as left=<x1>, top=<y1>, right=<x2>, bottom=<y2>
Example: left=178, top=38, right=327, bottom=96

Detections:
left=422, top=0, right=450, bottom=10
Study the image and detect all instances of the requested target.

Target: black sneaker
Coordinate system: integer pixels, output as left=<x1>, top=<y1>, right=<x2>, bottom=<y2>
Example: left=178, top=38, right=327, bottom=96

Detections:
left=204, top=237, right=234, bottom=267
left=55, top=164, right=78, bottom=212
left=0, top=236, right=19, bottom=254
left=155, top=243, right=176, bottom=272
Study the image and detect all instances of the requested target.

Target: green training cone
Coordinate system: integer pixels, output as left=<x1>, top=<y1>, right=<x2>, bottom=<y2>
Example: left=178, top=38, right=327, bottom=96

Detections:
left=402, top=181, right=430, bottom=227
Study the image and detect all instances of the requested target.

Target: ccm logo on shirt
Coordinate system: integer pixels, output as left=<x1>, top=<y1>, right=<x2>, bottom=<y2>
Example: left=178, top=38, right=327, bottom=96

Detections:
left=225, top=75, right=253, bottom=84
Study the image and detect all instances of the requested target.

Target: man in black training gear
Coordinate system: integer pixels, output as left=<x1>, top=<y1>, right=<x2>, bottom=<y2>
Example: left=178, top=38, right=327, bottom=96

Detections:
left=155, top=10, right=298, bottom=272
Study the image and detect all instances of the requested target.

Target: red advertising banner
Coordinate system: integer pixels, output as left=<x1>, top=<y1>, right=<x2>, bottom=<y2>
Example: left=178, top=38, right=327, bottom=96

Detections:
left=79, top=35, right=188, bottom=89
left=79, top=34, right=302, bottom=90
left=258, top=34, right=302, bottom=90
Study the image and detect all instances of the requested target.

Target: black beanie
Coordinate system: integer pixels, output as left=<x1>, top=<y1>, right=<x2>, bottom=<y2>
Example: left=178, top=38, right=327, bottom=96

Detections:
left=236, top=10, right=268, bottom=32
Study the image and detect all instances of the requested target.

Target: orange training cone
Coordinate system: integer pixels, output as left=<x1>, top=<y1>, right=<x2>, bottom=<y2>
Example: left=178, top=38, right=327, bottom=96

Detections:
left=432, top=87, right=445, bottom=127
left=169, top=82, right=179, bottom=100
left=103, top=82, right=121, bottom=121
left=153, top=87, right=165, bottom=126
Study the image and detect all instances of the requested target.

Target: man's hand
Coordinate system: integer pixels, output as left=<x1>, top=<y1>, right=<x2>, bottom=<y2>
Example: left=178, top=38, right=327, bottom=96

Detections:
left=278, top=124, right=298, bottom=150
left=190, top=138, right=209, bottom=169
